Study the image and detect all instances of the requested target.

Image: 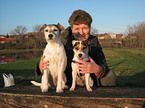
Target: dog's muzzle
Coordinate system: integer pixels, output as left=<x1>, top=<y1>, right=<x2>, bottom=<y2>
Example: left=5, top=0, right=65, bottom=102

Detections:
left=78, top=53, right=84, bottom=60
left=48, top=34, right=53, bottom=39
left=78, top=53, right=83, bottom=57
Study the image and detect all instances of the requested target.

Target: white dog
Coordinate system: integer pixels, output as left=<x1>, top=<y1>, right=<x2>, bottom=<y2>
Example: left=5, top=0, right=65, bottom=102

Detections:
left=70, top=40, right=93, bottom=92
left=31, top=24, right=67, bottom=93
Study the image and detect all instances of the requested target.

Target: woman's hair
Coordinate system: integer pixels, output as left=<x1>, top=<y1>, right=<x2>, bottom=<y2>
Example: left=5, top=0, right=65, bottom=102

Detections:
left=68, top=9, right=92, bottom=27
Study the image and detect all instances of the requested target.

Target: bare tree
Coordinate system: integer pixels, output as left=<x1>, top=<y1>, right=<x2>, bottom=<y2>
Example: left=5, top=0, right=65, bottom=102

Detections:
left=10, top=25, right=27, bottom=35
left=137, top=22, right=145, bottom=48
left=126, top=21, right=145, bottom=48
left=32, top=24, right=43, bottom=32
left=91, top=26, right=98, bottom=35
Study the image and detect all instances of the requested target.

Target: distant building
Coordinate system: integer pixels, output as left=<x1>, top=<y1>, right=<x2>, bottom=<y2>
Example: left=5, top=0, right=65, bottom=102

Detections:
left=0, top=35, right=14, bottom=43
left=97, top=33, right=124, bottom=39
left=27, top=32, right=43, bottom=38
left=109, top=33, right=116, bottom=39
left=125, top=34, right=136, bottom=39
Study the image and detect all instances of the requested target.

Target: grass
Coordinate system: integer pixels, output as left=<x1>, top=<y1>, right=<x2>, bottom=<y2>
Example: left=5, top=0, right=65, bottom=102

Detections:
left=0, top=48, right=145, bottom=87
left=0, top=57, right=41, bottom=87
left=103, top=48, right=145, bottom=86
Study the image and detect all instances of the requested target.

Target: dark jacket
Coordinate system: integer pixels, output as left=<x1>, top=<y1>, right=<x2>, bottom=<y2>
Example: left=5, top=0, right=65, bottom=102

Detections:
left=35, top=27, right=109, bottom=87
left=61, top=27, right=109, bottom=87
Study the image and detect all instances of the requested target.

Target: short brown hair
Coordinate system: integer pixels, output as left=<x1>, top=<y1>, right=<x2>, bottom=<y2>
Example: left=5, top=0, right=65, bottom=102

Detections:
left=68, top=9, right=92, bottom=27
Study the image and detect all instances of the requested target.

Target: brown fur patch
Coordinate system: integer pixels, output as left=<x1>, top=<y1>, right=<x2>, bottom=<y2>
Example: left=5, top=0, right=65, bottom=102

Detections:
left=73, top=41, right=87, bottom=52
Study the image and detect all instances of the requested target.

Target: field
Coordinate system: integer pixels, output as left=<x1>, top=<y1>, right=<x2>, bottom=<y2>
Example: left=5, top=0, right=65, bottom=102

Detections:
left=103, top=48, right=145, bottom=86
left=0, top=48, right=145, bottom=87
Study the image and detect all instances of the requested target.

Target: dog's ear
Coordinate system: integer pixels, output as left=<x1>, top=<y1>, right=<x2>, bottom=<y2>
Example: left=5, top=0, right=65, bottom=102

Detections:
left=39, top=24, right=46, bottom=32
left=83, top=40, right=89, bottom=46
left=72, top=40, right=80, bottom=47
left=57, top=23, right=65, bottom=31
left=72, top=40, right=77, bottom=46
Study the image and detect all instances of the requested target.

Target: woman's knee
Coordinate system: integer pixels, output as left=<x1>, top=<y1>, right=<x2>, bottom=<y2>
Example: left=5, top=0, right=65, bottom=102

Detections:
left=100, top=69, right=117, bottom=86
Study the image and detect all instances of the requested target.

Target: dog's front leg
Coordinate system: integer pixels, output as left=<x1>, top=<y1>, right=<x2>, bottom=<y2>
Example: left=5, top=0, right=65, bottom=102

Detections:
left=85, top=73, right=92, bottom=92
left=69, top=69, right=77, bottom=91
left=56, top=70, right=64, bottom=93
left=41, top=70, right=49, bottom=92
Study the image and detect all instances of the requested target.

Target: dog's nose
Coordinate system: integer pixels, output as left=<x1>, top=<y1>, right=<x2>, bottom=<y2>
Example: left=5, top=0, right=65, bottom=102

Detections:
left=78, top=54, right=82, bottom=57
left=48, top=34, right=53, bottom=39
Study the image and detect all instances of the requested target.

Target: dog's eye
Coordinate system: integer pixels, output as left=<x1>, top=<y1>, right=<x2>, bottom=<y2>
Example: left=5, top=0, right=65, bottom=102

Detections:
left=82, top=47, right=87, bottom=51
left=54, top=29, right=58, bottom=31
left=45, top=30, right=48, bottom=32
left=75, top=47, right=79, bottom=50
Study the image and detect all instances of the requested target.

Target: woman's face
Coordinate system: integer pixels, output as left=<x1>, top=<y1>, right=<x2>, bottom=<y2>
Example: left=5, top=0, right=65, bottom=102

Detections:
left=71, top=24, right=90, bottom=41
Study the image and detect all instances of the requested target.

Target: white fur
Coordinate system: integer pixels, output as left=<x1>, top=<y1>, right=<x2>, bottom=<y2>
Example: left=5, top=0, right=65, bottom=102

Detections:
left=31, top=24, right=67, bottom=93
left=70, top=40, right=93, bottom=92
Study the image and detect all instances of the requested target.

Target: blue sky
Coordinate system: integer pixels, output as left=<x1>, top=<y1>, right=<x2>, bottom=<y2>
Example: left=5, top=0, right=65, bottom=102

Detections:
left=0, top=0, right=145, bottom=35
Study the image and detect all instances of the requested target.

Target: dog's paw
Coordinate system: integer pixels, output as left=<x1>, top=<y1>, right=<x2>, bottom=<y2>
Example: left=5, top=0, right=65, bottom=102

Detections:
left=41, top=86, right=49, bottom=93
left=87, top=87, right=92, bottom=92
left=69, top=87, right=75, bottom=91
left=62, top=85, right=69, bottom=89
left=56, top=89, right=64, bottom=93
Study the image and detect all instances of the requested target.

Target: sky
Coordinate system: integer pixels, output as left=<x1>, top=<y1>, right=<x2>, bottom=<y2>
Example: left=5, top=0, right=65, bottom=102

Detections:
left=0, top=0, right=145, bottom=35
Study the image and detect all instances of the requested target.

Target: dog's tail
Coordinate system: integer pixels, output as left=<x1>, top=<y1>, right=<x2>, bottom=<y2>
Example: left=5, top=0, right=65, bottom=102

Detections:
left=31, top=81, right=41, bottom=86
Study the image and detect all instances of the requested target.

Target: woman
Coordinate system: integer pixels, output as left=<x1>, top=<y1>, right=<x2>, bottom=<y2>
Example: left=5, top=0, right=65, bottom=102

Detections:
left=36, top=9, right=117, bottom=87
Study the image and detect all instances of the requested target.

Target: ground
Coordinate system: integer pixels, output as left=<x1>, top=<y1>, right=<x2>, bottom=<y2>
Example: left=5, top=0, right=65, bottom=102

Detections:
left=1, top=83, right=145, bottom=108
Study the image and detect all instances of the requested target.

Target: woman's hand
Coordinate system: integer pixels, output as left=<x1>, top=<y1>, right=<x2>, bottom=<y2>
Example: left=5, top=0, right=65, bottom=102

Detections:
left=77, top=57, right=102, bottom=75
left=39, top=56, right=49, bottom=73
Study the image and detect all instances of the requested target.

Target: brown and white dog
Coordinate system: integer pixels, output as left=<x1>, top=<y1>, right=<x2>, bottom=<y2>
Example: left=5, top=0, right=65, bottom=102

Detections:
left=31, top=24, right=67, bottom=93
left=70, top=40, right=93, bottom=92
